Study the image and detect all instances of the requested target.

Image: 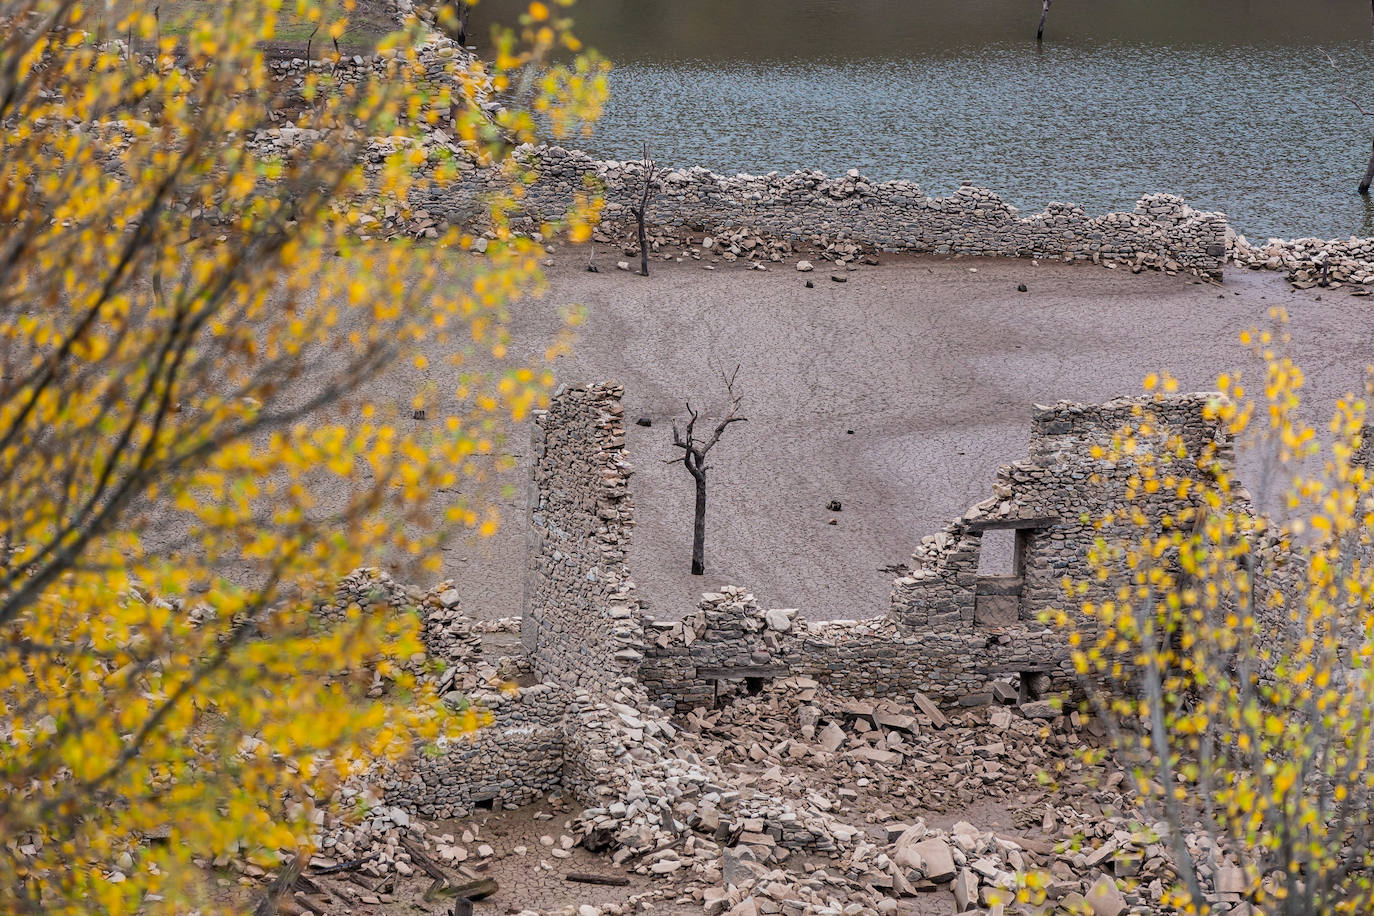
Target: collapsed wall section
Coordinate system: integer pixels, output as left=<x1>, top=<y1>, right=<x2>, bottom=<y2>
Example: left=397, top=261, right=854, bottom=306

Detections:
left=639, top=394, right=1233, bottom=712
left=425, top=147, right=1230, bottom=276
left=522, top=383, right=645, bottom=693
left=890, top=393, right=1231, bottom=636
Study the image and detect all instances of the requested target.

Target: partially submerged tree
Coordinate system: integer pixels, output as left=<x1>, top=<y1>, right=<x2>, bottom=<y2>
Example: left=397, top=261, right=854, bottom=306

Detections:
left=629, top=141, right=658, bottom=277
left=1047, top=319, right=1374, bottom=913
left=669, top=367, right=746, bottom=576
left=437, top=0, right=473, bottom=46
left=1324, top=51, right=1374, bottom=194
left=1036, top=0, right=1052, bottom=43
left=0, top=0, right=606, bottom=911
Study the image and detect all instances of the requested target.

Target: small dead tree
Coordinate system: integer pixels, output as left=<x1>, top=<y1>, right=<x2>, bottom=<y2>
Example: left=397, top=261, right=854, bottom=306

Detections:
left=669, top=367, right=746, bottom=576
left=437, top=1, right=473, bottom=46
left=1324, top=50, right=1374, bottom=194
left=629, top=142, right=658, bottom=277
left=1036, top=0, right=1052, bottom=43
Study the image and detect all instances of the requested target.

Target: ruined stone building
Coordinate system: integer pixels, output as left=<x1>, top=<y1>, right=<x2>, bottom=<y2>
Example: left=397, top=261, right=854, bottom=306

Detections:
left=377, top=382, right=1245, bottom=827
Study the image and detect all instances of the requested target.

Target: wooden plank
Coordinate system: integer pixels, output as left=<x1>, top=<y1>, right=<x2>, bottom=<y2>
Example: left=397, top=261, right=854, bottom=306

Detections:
left=965, top=516, right=1057, bottom=532
left=696, top=664, right=790, bottom=680
left=566, top=872, right=631, bottom=886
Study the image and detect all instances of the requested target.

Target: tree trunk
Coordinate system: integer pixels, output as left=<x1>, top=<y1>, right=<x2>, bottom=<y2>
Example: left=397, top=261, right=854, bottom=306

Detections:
left=1037, top=0, right=1051, bottom=42
left=637, top=208, right=649, bottom=276
left=691, top=471, right=706, bottom=575
left=1361, top=138, right=1374, bottom=194
left=457, top=2, right=470, bottom=46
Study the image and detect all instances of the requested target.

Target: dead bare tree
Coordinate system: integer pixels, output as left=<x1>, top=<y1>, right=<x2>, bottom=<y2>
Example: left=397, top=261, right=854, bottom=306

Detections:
left=1323, top=50, right=1374, bottom=194
left=669, top=367, right=746, bottom=576
left=1036, top=0, right=1052, bottom=43
left=437, top=1, right=472, bottom=46
left=629, top=142, right=658, bottom=277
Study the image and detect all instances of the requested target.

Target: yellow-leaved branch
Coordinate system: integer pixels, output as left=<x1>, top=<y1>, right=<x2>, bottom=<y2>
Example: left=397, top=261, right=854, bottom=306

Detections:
left=1047, top=312, right=1374, bottom=915
left=0, top=0, right=606, bottom=911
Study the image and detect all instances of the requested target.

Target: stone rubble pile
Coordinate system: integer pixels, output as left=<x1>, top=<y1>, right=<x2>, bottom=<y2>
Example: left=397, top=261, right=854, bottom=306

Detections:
left=1230, top=233, right=1374, bottom=290
left=320, top=567, right=523, bottom=690
left=550, top=677, right=1239, bottom=916
left=239, top=556, right=1263, bottom=916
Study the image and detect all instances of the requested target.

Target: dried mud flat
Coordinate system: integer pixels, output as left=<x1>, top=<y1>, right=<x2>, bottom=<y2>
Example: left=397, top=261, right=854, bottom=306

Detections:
left=434, top=245, right=1374, bottom=624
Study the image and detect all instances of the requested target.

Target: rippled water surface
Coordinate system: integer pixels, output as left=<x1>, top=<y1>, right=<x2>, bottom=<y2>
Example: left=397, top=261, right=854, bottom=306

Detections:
left=477, top=0, right=1374, bottom=240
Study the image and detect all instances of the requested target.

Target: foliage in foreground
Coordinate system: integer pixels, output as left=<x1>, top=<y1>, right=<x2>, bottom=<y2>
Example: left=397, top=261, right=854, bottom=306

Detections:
left=0, top=0, right=606, bottom=911
left=1051, top=314, right=1374, bottom=914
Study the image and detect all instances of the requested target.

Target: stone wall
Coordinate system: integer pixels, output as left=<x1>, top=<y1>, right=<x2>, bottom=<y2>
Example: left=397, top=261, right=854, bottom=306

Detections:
left=638, top=589, right=1076, bottom=712
left=142, top=25, right=1235, bottom=272
left=522, top=383, right=646, bottom=693
left=890, top=393, right=1231, bottom=634
left=94, top=9, right=1235, bottom=270
left=1231, top=233, right=1374, bottom=288
left=377, top=389, right=1241, bottom=847
left=1356, top=424, right=1374, bottom=470
left=635, top=394, right=1233, bottom=712
left=383, top=684, right=571, bottom=820
left=419, top=146, right=1230, bottom=275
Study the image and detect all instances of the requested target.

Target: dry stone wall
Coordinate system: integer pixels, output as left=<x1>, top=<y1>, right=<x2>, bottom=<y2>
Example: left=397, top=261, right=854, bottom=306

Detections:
left=373, top=387, right=1254, bottom=869
left=522, top=382, right=646, bottom=693
left=1231, top=233, right=1374, bottom=288
left=383, top=684, right=571, bottom=819
left=89, top=9, right=1239, bottom=273
left=421, top=146, right=1230, bottom=275
left=637, top=394, right=1231, bottom=712
left=890, top=394, right=1231, bottom=635
left=637, top=589, right=1076, bottom=712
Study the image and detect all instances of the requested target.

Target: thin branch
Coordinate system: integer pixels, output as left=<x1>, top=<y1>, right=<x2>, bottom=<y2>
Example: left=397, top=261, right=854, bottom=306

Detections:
left=1323, top=50, right=1374, bottom=118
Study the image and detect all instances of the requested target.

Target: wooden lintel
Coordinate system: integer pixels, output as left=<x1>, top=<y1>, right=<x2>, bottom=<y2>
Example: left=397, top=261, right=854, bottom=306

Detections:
left=965, top=516, right=1058, bottom=532
left=696, top=664, right=790, bottom=680
left=986, top=664, right=1059, bottom=675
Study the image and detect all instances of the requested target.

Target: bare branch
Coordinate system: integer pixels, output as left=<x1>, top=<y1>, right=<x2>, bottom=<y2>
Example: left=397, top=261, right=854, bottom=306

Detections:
left=1323, top=50, right=1374, bottom=118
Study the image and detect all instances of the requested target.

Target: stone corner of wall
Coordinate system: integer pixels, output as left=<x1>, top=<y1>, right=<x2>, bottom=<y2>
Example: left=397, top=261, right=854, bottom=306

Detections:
left=522, top=379, right=644, bottom=696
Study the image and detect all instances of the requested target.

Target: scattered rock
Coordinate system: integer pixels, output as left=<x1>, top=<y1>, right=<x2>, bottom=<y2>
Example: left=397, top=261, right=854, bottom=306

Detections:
left=1019, top=699, right=1061, bottom=720
left=764, top=608, right=795, bottom=632
left=913, top=837, right=957, bottom=882
left=1086, top=873, right=1127, bottom=916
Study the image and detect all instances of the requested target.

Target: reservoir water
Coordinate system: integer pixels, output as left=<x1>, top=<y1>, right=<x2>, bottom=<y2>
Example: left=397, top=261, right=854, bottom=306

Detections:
left=476, top=0, right=1374, bottom=241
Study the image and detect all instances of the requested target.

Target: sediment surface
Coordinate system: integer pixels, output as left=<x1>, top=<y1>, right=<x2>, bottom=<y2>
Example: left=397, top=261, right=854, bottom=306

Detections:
left=349, top=248, right=1374, bottom=621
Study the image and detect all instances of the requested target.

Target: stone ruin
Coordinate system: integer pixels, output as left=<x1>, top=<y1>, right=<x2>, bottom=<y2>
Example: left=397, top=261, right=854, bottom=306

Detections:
left=335, top=383, right=1374, bottom=914
left=379, top=381, right=1234, bottom=829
